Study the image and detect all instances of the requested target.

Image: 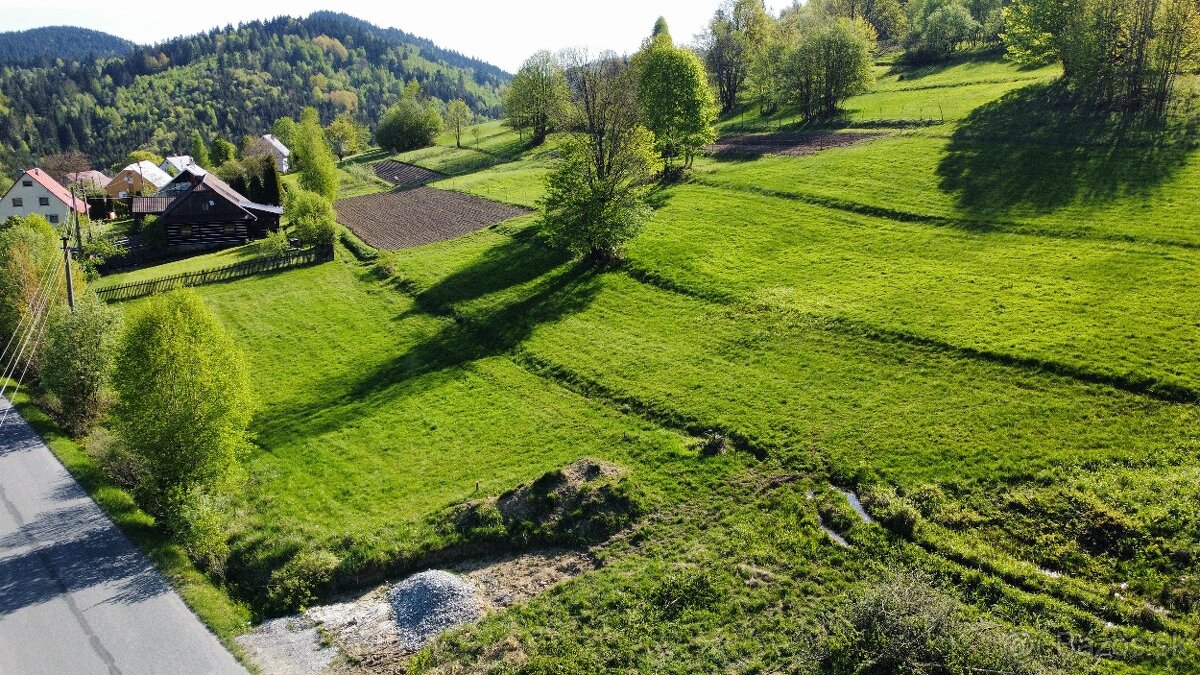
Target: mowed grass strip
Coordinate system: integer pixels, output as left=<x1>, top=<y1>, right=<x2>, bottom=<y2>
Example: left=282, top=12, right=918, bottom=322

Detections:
left=624, top=183, right=1200, bottom=399
left=380, top=228, right=1199, bottom=485
left=178, top=259, right=712, bottom=580
left=695, top=128, right=1200, bottom=248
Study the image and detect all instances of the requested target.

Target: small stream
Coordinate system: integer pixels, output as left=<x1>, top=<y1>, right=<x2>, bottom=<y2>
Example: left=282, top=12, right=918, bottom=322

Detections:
left=841, top=490, right=875, bottom=524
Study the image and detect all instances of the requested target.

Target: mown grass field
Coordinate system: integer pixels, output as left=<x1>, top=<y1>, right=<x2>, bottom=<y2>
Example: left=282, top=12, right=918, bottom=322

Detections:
left=82, top=52, right=1200, bottom=672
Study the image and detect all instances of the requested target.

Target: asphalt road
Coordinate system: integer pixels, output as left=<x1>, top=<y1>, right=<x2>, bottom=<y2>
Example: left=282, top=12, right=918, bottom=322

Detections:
left=0, top=398, right=246, bottom=675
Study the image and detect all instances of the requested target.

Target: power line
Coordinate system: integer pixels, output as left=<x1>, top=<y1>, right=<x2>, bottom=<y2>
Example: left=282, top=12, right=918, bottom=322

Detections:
left=0, top=263, right=62, bottom=417
left=0, top=254, right=60, bottom=373
left=0, top=271, right=62, bottom=429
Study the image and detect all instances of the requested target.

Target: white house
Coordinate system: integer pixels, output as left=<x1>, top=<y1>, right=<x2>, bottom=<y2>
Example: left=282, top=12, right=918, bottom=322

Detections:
left=251, top=134, right=291, bottom=173
left=160, top=155, right=195, bottom=176
left=0, top=168, right=87, bottom=227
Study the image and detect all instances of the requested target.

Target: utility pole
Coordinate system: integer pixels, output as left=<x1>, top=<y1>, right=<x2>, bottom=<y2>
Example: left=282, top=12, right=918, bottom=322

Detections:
left=71, top=186, right=84, bottom=256
left=61, top=237, right=75, bottom=312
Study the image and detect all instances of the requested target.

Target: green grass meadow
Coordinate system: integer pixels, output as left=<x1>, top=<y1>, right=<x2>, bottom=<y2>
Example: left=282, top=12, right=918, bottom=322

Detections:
left=70, top=53, right=1200, bottom=672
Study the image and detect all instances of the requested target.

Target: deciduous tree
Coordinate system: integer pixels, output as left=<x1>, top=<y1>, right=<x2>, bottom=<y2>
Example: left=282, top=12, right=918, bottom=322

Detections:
left=635, top=33, right=718, bottom=176
left=325, top=114, right=368, bottom=160
left=376, top=96, right=443, bottom=153
left=210, top=138, right=237, bottom=167
left=292, top=107, right=338, bottom=201
left=42, top=297, right=119, bottom=436
left=504, top=50, right=569, bottom=145
left=700, top=0, right=772, bottom=113
left=112, top=290, right=254, bottom=510
left=542, top=51, right=657, bottom=262
left=445, top=99, right=473, bottom=148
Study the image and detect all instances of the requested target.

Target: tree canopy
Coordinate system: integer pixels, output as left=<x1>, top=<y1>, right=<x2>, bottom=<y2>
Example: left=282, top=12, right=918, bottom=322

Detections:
left=112, top=290, right=254, bottom=510
left=635, top=34, right=718, bottom=174
left=504, top=50, right=569, bottom=146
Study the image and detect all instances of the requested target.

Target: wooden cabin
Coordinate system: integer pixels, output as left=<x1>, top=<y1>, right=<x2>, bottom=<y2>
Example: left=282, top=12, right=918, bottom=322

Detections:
left=156, top=168, right=282, bottom=249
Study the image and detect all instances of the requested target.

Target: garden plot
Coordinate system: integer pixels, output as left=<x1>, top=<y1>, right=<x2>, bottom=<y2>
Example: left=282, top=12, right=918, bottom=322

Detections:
left=371, top=159, right=443, bottom=187
left=706, top=131, right=885, bottom=158
left=334, top=186, right=529, bottom=250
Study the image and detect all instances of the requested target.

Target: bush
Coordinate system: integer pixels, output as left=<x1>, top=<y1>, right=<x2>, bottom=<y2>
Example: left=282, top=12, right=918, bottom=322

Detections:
left=166, top=487, right=233, bottom=579
left=822, top=573, right=1068, bottom=674
left=41, top=297, right=120, bottom=436
left=376, top=97, right=444, bottom=153
left=0, top=214, right=81, bottom=376
left=112, top=290, right=254, bottom=512
left=285, top=189, right=337, bottom=251
left=339, top=227, right=377, bottom=261
left=260, top=228, right=292, bottom=256
left=267, top=548, right=341, bottom=612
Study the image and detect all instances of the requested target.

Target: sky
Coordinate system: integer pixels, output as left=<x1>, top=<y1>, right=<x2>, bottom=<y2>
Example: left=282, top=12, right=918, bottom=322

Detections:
left=0, top=1, right=784, bottom=73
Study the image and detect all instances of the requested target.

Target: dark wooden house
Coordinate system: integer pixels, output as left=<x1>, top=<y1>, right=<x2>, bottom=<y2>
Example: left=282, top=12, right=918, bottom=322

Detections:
left=155, top=167, right=283, bottom=249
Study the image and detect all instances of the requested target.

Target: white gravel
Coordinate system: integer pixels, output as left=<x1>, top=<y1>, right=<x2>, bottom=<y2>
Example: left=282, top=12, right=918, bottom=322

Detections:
left=235, top=616, right=337, bottom=675
left=389, top=570, right=482, bottom=652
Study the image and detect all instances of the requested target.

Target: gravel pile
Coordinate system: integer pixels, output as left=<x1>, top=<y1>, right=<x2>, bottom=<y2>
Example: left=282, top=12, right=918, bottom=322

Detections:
left=389, top=570, right=482, bottom=652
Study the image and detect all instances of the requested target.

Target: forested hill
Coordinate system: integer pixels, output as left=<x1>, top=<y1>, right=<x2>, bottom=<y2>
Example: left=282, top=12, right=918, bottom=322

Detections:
left=0, top=12, right=509, bottom=170
left=0, top=26, right=136, bottom=63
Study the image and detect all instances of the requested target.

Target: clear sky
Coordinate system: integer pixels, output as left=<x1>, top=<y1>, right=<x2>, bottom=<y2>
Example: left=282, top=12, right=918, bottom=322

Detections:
left=0, top=1, right=785, bottom=73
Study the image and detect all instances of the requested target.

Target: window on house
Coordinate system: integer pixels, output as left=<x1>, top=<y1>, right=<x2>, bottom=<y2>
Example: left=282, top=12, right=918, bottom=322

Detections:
left=223, top=224, right=237, bottom=235
left=11, top=198, right=21, bottom=207
left=180, top=225, right=193, bottom=236
left=39, top=197, right=49, bottom=206
left=48, top=215, right=59, bottom=224
left=22, top=180, right=31, bottom=187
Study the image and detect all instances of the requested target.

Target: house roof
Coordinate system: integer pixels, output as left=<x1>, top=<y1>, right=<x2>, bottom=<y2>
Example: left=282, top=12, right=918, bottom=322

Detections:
left=161, top=155, right=194, bottom=172
left=158, top=169, right=284, bottom=222
left=23, top=168, right=87, bottom=212
left=261, top=134, right=291, bottom=157
left=63, top=170, right=111, bottom=188
left=118, top=161, right=173, bottom=188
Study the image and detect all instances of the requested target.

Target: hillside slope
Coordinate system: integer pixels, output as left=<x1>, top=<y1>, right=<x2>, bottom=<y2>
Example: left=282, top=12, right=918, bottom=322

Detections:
left=71, top=54, right=1200, bottom=673
left=0, top=12, right=508, bottom=169
left=0, top=26, right=135, bottom=63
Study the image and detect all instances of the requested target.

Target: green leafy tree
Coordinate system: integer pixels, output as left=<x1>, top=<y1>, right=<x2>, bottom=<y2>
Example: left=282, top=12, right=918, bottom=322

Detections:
left=285, top=188, right=337, bottom=251
left=292, top=107, right=338, bottom=201
left=325, top=114, right=369, bottom=160
left=115, top=149, right=165, bottom=174
left=42, top=297, right=120, bottom=436
left=189, top=130, right=211, bottom=169
left=272, top=117, right=297, bottom=150
left=543, top=51, right=657, bottom=262
left=700, top=0, right=773, bottom=113
left=635, top=33, right=718, bottom=176
left=210, top=138, right=237, bottom=167
left=782, top=9, right=877, bottom=119
left=0, top=215, right=84, bottom=376
left=1005, top=0, right=1200, bottom=110
left=504, top=50, right=569, bottom=145
left=444, top=99, right=473, bottom=148
left=112, top=290, right=254, bottom=510
left=376, top=97, right=444, bottom=153
left=907, top=0, right=980, bottom=60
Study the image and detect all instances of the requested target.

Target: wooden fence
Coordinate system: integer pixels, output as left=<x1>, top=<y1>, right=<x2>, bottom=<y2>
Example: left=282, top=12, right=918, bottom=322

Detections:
left=95, top=248, right=328, bottom=302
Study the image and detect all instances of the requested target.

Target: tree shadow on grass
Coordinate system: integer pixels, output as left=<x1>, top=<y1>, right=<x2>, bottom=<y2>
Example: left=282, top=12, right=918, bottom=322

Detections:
left=937, top=82, right=1199, bottom=220
left=251, top=228, right=600, bottom=449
